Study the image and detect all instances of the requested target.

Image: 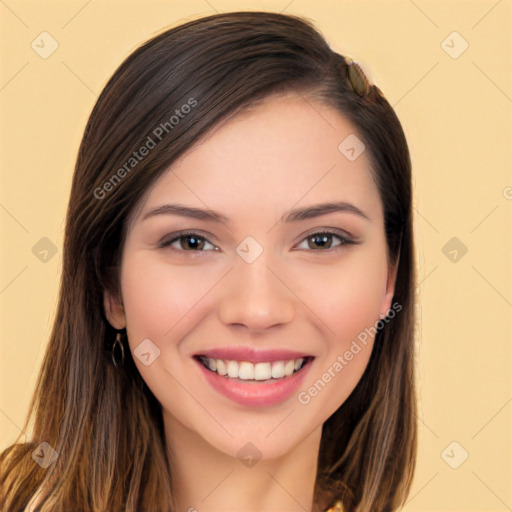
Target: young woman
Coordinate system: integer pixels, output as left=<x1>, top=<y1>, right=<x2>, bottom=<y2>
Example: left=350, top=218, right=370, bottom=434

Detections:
left=1, top=11, right=417, bottom=512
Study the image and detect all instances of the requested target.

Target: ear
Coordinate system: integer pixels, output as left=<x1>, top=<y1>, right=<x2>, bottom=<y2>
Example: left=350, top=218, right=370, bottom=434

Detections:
left=379, top=256, right=399, bottom=319
left=103, top=288, right=126, bottom=330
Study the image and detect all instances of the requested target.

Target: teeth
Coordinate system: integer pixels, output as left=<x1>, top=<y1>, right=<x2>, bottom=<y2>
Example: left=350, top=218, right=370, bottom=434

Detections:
left=254, top=362, right=271, bottom=381
left=216, top=359, right=227, bottom=375
left=200, top=356, right=306, bottom=380
left=284, top=360, right=295, bottom=376
left=226, top=360, right=239, bottom=378
left=271, top=361, right=284, bottom=379
left=238, top=361, right=255, bottom=380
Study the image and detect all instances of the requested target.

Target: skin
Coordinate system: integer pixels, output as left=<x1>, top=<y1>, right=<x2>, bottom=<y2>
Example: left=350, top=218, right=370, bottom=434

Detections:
left=104, top=91, right=397, bottom=512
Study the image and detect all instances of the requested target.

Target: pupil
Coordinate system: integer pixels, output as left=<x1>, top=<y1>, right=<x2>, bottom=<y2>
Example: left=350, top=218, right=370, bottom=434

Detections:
left=185, top=235, right=201, bottom=250
left=312, top=234, right=330, bottom=249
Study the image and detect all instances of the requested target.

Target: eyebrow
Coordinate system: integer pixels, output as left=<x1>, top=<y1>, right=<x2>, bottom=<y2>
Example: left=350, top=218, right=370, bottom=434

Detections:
left=141, top=201, right=370, bottom=224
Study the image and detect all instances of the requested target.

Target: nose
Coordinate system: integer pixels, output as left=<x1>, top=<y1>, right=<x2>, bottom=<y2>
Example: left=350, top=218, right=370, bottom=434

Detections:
left=217, top=251, right=295, bottom=331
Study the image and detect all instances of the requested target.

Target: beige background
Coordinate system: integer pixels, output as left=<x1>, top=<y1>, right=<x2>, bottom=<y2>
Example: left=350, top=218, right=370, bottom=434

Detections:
left=1, top=1, right=511, bottom=510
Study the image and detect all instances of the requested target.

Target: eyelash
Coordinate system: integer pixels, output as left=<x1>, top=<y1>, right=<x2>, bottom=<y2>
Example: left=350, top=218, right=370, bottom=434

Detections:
left=158, top=229, right=359, bottom=256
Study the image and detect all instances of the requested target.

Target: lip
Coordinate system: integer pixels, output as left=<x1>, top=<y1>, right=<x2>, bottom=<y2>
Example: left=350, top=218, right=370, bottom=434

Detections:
left=194, top=355, right=314, bottom=407
left=196, top=347, right=311, bottom=363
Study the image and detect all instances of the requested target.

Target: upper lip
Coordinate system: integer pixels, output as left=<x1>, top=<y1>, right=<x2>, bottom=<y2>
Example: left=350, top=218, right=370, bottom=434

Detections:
left=195, top=347, right=313, bottom=363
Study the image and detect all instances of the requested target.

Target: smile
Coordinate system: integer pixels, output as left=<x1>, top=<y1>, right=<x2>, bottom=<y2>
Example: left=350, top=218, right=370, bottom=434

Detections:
left=197, top=355, right=310, bottom=381
left=193, top=349, right=314, bottom=407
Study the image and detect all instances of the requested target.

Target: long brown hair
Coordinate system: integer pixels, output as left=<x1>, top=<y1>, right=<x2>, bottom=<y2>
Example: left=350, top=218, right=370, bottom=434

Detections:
left=1, top=11, right=417, bottom=512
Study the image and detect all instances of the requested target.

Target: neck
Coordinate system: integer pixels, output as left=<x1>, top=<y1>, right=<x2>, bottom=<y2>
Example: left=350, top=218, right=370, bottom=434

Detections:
left=164, top=411, right=323, bottom=512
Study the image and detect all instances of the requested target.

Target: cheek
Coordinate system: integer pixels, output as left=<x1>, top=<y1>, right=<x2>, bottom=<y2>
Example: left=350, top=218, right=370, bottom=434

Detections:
left=120, top=253, right=211, bottom=341
left=332, top=265, right=385, bottom=341
left=118, top=255, right=211, bottom=421
left=292, top=250, right=388, bottom=344
left=293, top=249, right=387, bottom=412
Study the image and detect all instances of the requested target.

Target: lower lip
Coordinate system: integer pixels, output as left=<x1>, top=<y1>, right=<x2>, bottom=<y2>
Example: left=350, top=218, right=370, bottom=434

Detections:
left=195, top=358, right=313, bottom=407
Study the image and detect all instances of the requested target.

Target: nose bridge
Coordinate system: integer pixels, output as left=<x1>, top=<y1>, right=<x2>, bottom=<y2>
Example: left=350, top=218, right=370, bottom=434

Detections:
left=217, top=239, right=295, bottom=329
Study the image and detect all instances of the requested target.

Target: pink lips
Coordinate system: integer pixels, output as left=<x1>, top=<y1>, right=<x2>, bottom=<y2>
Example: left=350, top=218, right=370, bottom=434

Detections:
left=193, top=347, right=314, bottom=407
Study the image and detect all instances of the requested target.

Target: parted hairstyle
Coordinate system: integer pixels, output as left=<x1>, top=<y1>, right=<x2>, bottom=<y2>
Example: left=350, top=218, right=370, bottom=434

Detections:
left=0, top=11, right=417, bottom=512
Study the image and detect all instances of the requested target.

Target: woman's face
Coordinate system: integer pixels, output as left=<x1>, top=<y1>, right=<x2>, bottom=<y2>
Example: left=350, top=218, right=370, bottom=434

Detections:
left=105, top=92, right=397, bottom=460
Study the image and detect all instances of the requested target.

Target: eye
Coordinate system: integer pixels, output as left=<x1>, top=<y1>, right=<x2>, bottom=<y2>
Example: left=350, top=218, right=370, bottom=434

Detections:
left=295, top=230, right=357, bottom=251
left=159, top=231, right=217, bottom=254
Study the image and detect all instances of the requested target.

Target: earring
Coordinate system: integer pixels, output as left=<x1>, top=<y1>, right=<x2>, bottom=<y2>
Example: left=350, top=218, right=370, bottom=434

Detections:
left=111, top=331, right=125, bottom=368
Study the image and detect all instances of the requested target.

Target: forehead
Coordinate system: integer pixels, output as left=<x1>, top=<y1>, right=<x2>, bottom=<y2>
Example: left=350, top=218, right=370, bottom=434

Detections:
left=132, top=92, right=382, bottom=227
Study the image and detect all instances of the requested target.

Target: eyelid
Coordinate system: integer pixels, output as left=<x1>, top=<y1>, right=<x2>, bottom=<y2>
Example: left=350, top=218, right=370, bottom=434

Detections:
left=158, top=229, right=217, bottom=253
left=300, top=226, right=357, bottom=243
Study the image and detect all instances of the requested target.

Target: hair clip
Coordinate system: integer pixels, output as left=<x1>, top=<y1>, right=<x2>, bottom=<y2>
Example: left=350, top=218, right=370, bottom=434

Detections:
left=346, top=59, right=371, bottom=97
